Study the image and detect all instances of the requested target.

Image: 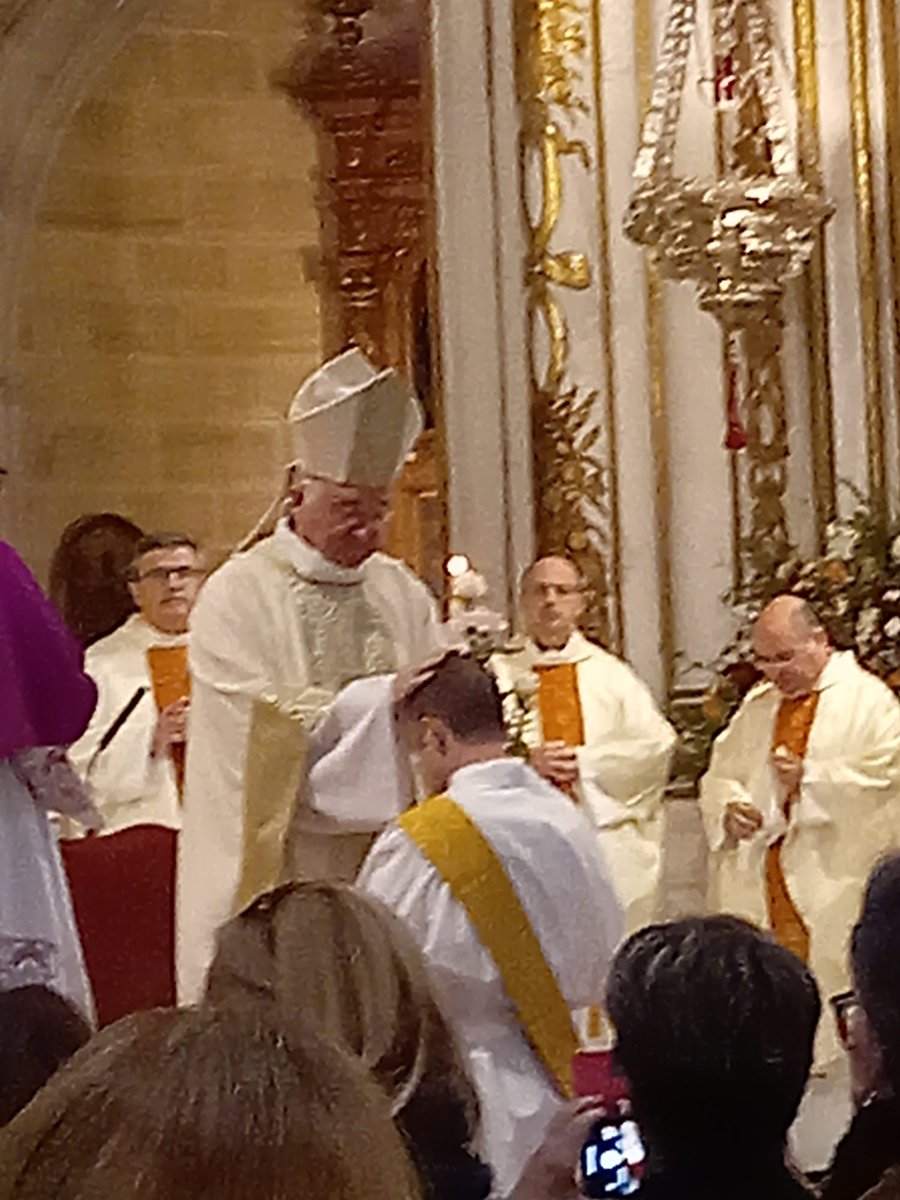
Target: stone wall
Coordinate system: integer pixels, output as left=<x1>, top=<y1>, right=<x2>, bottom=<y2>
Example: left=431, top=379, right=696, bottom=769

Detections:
left=14, top=0, right=320, bottom=577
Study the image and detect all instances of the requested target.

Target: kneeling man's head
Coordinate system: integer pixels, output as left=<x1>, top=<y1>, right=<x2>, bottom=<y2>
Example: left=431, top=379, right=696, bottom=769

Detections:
left=606, top=915, right=820, bottom=1166
left=396, top=652, right=507, bottom=795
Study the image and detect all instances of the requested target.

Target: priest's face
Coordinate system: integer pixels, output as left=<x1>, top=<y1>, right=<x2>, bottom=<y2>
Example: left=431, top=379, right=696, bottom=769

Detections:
left=290, top=476, right=391, bottom=568
left=520, top=557, right=586, bottom=650
left=129, top=544, right=204, bottom=635
left=752, top=614, right=830, bottom=697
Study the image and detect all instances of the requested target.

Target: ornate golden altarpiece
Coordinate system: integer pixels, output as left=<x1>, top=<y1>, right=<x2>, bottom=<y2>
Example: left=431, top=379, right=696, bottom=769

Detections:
left=276, top=1, right=447, bottom=600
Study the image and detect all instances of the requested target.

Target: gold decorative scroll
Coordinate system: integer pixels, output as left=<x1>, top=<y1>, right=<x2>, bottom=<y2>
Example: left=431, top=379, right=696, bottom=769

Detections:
left=845, top=0, right=886, bottom=516
left=626, top=0, right=833, bottom=588
left=878, top=0, right=900, bottom=484
left=589, top=0, right=623, bottom=652
left=792, top=0, right=836, bottom=548
left=635, top=0, right=676, bottom=697
left=515, top=0, right=620, bottom=647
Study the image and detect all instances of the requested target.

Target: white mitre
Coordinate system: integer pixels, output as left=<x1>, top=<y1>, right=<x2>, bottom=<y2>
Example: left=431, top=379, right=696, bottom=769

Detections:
left=288, top=347, right=424, bottom=487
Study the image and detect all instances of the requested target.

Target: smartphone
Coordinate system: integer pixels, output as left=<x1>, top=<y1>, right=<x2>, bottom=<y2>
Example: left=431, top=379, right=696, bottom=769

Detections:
left=580, top=1101, right=645, bottom=1198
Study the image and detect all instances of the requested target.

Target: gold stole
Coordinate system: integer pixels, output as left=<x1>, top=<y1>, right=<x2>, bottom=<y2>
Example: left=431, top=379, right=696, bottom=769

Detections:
left=400, top=794, right=579, bottom=1097
left=234, top=697, right=308, bottom=914
left=534, top=662, right=584, bottom=802
left=765, top=692, right=820, bottom=963
left=146, top=645, right=190, bottom=797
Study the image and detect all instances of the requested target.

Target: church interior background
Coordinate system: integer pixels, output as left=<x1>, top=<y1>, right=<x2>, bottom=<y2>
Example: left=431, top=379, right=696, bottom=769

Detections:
left=0, top=0, right=898, bottom=906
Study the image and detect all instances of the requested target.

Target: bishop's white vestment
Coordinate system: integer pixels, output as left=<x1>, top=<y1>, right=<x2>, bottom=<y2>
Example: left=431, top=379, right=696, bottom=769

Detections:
left=490, top=632, right=676, bottom=929
left=177, top=521, right=440, bottom=1003
left=68, top=615, right=183, bottom=835
left=358, top=757, right=624, bottom=1196
left=699, top=650, right=900, bottom=1063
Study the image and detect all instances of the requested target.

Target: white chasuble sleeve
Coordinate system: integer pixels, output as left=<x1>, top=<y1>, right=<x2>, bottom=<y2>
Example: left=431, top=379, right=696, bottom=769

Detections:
left=177, top=560, right=296, bottom=1004
left=698, top=686, right=778, bottom=854
left=68, top=663, right=153, bottom=806
left=304, top=675, right=412, bottom=830
left=575, top=657, right=676, bottom=826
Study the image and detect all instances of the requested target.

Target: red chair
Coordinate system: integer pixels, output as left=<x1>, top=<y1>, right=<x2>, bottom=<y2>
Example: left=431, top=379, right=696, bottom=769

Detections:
left=60, top=825, right=176, bottom=1027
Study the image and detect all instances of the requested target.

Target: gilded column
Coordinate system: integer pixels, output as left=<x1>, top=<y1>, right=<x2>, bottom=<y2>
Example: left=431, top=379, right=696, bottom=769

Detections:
left=515, top=0, right=622, bottom=647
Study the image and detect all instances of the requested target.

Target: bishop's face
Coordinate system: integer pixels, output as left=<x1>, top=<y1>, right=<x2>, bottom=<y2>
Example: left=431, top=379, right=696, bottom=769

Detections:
left=290, top=476, right=391, bottom=568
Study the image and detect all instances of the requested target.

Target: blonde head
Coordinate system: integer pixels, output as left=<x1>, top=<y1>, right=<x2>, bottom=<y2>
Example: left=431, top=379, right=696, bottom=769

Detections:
left=205, top=881, right=478, bottom=1130
left=0, top=1007, right=420, bottom=1200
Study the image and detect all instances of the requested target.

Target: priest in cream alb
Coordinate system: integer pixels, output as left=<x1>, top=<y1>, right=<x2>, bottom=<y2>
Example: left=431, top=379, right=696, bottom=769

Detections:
left=700, top=594, right=900, bottom=1065
left=68, top=532, right=204, bottom=835
left=490, top=555, right=676, bottom=930
left=176, top=349, right=441, bottom=1003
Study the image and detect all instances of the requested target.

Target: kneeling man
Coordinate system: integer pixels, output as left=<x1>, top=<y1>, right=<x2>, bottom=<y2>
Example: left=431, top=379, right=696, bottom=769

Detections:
left=359, top=652, right=623, bottom=1197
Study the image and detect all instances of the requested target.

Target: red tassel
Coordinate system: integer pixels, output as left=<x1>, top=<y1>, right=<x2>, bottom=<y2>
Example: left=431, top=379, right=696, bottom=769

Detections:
left=715, top=53, right=737, bottom=104
left=724, top=354, right=747, bottom=451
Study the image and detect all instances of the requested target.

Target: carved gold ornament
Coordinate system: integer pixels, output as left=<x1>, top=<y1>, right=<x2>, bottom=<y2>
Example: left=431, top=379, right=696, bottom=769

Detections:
left=516, top=0, right=619, bottom=645
left=625, top=0, right=833, bottom=327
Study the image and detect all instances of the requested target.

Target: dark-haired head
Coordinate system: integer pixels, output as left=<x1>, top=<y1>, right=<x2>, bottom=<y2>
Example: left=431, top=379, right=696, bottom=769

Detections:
left=0, top=987, right=90, bottom=1127
left=399, top=653, right=505, bottom=743
left=851, top=852, right=900, bottom=1095
left=127, top=532, right=203, bottom=637
left=128, top=531, right=199, bottom=577
left=606, top=916, right=820, bottom=1167
left=48, top=513, right=144, bottom=646
left=396, top=654, right=506, bottom=795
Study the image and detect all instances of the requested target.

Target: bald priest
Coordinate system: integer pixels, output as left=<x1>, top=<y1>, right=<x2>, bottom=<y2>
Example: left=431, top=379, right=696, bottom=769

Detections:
left=699, top=594, right=900, bottom=1066
left=176, top=349, right=443, bottom=1003
left=491, top=555, right=676, bottom=930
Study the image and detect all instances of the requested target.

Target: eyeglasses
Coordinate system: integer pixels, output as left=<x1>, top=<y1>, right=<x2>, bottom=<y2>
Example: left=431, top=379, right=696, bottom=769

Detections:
left=830, top=989, right=860, bottom=1046
left=524, top=583, right=584, bottom=598
left=136, top=567, right=204, bottom=585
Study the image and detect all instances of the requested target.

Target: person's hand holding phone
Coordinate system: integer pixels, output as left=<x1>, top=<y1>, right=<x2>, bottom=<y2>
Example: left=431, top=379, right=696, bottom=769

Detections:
left=510, top=1098, right=611, bottom=1200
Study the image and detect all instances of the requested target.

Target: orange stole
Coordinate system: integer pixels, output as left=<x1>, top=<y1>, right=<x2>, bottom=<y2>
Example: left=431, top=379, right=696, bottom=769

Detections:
left=765, top=692, right=820, bottom=963
left=536, top=662, right=585, bottom=747
left=146, top=645, right=190, bottom=797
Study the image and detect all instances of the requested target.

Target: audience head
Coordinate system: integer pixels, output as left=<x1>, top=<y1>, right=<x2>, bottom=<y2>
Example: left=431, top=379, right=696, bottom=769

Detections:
left=48, top=513, right=144, bottom=647
left=0, top=1006, right=420, bottom=1200
left=752, top=595, right=831, bottom=698
left=850, top=852, right=900, bottom=1098
left=0, top=987, right=90, bottom=1128
left=127, top=532, right=204, bottom=636
left=395, top=652, right=507, bottom=794
left=606, top=915, right=820, bottom=1165
left=205, top=881, right=479, bottom=1169
left=519, top=555, right=585, bottom=650
left=286, top=471, right=391, bottom=569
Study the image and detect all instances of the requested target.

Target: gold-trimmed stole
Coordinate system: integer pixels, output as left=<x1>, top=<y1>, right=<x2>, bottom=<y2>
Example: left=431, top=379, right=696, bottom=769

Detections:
left=765, top=692, right=820, bottom=963
left=534, top=662, right=584, bottom=803
left=399, top=794, right=579, bottom=1097
left=147, top=645, right=190, bottom=797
